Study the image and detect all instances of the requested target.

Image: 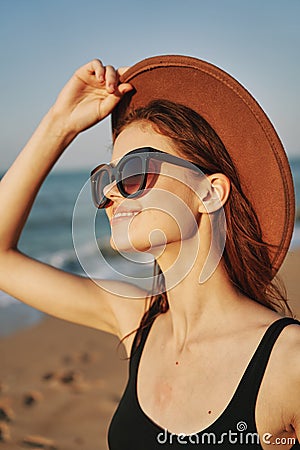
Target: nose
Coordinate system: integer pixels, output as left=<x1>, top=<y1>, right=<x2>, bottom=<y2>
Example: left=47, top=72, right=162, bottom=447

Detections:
left=103, top=180, right=122, bottom=202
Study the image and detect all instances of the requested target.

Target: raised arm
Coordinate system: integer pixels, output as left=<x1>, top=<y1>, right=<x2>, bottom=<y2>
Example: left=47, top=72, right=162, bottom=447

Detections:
left=0, top=60, right=147, bottom=348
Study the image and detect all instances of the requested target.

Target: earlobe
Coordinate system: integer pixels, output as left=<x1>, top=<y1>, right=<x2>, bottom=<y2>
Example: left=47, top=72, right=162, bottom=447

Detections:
left=198, top=173, right=230, bottom=213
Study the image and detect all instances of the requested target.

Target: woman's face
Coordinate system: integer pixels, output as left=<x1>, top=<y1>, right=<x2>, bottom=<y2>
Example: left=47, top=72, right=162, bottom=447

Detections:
left=105, top=123, right=203, bottom=255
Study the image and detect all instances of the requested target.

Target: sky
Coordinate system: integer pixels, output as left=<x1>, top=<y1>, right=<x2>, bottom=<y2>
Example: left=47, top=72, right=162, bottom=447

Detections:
left=0, top=0, right=299, bottom=171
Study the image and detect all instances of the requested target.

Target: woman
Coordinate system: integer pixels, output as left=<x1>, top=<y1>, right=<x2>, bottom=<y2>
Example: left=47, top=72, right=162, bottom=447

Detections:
left=0, top=55, right=299, bottom=449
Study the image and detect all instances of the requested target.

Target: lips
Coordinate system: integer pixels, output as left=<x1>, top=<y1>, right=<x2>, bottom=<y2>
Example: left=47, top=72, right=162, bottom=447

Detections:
left=111, top=207, right=141, bottom=223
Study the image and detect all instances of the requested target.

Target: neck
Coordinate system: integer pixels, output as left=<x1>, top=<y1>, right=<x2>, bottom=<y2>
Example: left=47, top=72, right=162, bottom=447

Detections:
left=154, top=232, right=245, bottom=351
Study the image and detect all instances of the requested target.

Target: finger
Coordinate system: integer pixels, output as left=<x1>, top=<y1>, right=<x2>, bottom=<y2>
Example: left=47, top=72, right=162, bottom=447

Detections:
left=117, top=66, right=130, bottom=77
left=99, top=83, right=134, bottom=118
left=105, top=65, right=118, bottom=94
left=83, top=59, right=105, bottom=82
left=75, top=59, right=105, bottom=84
left=116, top=83, right=134, bottom=96
left=89, top=59, right=105, bottom=82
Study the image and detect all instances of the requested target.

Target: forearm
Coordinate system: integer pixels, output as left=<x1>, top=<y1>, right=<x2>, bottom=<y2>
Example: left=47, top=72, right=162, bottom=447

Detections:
left=0, top=58, right=132, bottom=254
left=0, top=108, right=77, bottom=252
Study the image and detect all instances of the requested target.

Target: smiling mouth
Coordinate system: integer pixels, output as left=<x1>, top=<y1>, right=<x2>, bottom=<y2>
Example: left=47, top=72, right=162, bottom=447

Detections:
left=112, top=211, right=140, bottom=222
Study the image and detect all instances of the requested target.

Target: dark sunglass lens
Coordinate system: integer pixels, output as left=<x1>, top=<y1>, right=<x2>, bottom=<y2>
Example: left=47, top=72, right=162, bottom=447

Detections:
left=93, top=170, right=110, bottom=206
left=121, top=157, right=144, bottom=195
left=146, top=159, right=159, bottom=188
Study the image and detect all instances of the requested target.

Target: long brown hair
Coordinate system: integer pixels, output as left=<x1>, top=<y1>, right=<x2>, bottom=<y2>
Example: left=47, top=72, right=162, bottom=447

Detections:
left=113, top=99, right=292, bottom=350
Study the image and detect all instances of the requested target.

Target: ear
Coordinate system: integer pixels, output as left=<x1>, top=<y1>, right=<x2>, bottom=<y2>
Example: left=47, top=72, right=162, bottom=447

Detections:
left=198, top=173, right=230, bottom=213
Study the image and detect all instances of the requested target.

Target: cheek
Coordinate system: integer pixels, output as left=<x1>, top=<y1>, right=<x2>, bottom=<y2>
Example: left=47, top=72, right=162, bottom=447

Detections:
left=110, top=201, right=199, bottom=254
left=135, top=209, right=181, bottom=244
left=146, top=181, right=200, bottom=237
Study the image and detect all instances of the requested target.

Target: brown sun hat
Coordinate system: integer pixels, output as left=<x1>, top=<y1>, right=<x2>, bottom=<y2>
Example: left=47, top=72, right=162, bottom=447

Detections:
left=111, top=55, right=295, bottom=274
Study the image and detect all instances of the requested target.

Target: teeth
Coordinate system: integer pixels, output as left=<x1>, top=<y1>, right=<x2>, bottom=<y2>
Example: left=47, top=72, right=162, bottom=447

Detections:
left=113, top=211, right=139, bottom=219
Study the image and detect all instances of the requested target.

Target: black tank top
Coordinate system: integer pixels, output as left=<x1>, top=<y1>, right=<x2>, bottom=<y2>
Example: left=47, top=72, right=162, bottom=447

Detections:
left=108, top=315, right=300, bottom=449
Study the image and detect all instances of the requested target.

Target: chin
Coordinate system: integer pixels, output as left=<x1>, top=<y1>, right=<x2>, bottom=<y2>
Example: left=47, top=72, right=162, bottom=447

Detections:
left=109, top=225, right=169, bottom=253
left=109, top=234, right=151, bottom=254
left=108, top=214, right=195, bottom=255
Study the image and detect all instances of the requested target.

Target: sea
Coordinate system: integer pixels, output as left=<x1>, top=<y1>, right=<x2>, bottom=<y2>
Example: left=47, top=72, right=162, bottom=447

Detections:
left=0, top=158, right=300, bottom=337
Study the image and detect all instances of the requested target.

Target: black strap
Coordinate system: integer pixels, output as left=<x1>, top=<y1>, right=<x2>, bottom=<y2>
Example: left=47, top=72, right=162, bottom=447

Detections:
left=238, top=317, right=299, bottom=406
left=129, top=307, right=158, bottom=378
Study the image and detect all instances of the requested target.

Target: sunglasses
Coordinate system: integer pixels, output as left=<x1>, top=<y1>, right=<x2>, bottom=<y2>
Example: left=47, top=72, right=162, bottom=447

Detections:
left=90, top=147, right=209, bottom=209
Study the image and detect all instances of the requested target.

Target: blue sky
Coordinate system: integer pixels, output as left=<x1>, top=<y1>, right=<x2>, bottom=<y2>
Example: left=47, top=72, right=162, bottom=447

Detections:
left=0, top=0, right=299, bottom=171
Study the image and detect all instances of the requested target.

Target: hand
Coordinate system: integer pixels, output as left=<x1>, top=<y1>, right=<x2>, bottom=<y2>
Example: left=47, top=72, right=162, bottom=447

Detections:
left=51, top=59, right=133, bottom=136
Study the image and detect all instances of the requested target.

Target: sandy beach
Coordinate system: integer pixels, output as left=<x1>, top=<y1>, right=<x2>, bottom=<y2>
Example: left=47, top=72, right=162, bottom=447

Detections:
left=0, top=250, right=299, bottom=450
left=0, top=317, right=127, bottom=449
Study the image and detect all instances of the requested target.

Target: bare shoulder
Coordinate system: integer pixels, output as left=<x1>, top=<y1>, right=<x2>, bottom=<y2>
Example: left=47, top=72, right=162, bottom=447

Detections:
left=272, top=317, right=300, bottom=366
left=277, top=318, right=300, bottom=356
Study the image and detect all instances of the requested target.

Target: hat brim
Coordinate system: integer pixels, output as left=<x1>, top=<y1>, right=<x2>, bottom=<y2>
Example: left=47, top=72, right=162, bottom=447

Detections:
left=112, top=55, right=295, bottom=274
